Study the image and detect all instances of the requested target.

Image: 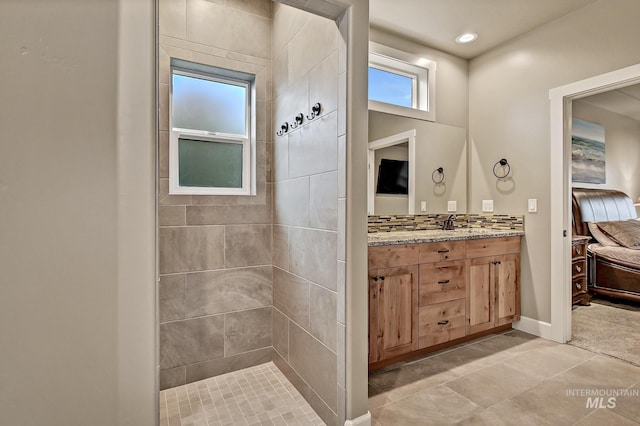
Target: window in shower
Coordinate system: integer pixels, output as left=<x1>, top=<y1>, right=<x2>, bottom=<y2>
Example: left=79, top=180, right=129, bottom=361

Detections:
left=169, top=59, right=255, bottom=195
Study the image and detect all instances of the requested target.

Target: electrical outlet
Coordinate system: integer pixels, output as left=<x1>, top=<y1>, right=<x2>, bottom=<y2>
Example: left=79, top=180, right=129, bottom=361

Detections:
left=447, top=201, right=457, bottom=212
left=482, top=199, right=494, bottom=212
left=528, top=199, right=538, bottom=213
left=421, top=201, right=427, bottom=212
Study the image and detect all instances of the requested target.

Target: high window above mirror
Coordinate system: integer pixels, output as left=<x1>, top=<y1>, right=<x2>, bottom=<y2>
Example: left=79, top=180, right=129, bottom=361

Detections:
left=368, top=42, right=436, bottom=122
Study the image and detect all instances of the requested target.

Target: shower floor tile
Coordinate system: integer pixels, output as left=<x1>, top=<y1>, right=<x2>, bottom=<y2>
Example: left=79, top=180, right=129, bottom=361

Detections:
left=160, top=362, right=325, bottom=426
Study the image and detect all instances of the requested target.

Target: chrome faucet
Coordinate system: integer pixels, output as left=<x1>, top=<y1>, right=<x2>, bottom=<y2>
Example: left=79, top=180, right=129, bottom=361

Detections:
left=442, top=214, right=456, bottom=230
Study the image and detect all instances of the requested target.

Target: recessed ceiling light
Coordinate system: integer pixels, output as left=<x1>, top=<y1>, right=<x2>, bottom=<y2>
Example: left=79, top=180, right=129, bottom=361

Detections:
left=456, top=32, right=478, bottom=44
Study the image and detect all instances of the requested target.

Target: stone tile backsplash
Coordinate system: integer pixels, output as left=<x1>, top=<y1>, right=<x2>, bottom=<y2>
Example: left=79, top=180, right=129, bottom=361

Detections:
left=368, top=214, right=525, bottom=233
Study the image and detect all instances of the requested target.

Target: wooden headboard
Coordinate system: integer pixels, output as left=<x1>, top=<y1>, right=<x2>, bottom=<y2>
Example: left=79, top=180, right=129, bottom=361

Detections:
left=572, top=188, right=637, bottom=236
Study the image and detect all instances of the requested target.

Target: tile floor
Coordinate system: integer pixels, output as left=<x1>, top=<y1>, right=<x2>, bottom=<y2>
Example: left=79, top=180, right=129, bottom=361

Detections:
left=369, top=330, right=640, bottom=425
left=159, top=362, right=323, bottom=426
left=161, top=330, right=640, bottom=426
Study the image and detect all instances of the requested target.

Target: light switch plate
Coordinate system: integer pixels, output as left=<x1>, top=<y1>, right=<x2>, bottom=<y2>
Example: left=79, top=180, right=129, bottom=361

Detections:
left=528, top=198, right=538, bottom=213
left=482, top=199, right=494, bottom=212
left=447, top=201, right=457, bottom=212
left=421, top=201, right=427, bottom=212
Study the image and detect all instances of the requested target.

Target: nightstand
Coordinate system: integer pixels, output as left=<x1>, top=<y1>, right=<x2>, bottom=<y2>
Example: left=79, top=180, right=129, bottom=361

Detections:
left=572, top=236, right=591, bottom=305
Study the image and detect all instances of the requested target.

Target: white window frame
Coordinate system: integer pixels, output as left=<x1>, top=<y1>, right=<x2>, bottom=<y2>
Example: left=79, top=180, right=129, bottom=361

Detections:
left=368, top=42, right=436, bottom=122
left=169, top=62, right=255, bottom=196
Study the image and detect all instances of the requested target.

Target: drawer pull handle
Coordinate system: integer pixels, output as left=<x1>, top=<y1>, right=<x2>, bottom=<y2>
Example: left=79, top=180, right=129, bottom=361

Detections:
left=437, top=320, right=449, bottom=325
left=576, top=265, right=582, bottom=273
left=576, top=247, right=582, bottom=255
left=437, top=249, right=450, bottom=254
left=438, top=280, right=450, bottom=285
left=380, top=276, right=385, bottom=281
left=576, top=283, right=582, bottom=290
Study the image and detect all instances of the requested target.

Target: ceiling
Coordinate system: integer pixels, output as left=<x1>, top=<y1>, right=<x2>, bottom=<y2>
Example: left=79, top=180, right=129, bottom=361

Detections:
left=369, top=0, right=598, bottom=59
left=577, top=84, right=640, bottom=122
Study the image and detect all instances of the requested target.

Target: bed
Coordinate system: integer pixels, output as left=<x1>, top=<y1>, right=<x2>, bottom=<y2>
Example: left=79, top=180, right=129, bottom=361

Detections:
left=572, top=188, right=640, bottom=303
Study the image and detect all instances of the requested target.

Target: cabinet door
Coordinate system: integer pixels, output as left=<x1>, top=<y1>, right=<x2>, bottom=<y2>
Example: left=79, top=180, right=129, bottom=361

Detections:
left=376, top=266, right=418, bottom=360
left=467, top=257, right=495, bottom=334
left=368, top=270, right=378, bottom=364
left=496, top=254, right=520, bottom=325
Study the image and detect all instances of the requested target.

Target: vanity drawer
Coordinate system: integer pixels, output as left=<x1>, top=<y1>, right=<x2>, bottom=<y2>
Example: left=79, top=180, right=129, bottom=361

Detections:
left=419, top=260, right=466, bottom=305
left=418, top=299, right=466, bottom=349
left=368, top=244, right=419, bottom=269
left=419, top=240, right=465, bottom=263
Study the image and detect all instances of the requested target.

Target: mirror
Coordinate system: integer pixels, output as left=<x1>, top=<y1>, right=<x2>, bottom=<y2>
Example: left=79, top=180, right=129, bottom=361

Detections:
left=368, top=110, right=467, bottom=215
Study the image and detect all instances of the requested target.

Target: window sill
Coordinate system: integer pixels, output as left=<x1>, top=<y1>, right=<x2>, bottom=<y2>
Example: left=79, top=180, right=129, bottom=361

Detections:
left=368, top=100, right=435, bottom=122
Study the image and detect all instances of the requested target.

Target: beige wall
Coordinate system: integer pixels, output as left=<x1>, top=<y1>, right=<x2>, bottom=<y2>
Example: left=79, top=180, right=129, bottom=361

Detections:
left=157, top=0, right=274, bottom=390
left=572, top=100, right=640, bottom=201
left=0, top=0, right=156, bottom=425
left=370, top=27, right=469, bottom=128
left=271, top=4, right=347, bottom=425
left=468, top=0, right=640, bottom=322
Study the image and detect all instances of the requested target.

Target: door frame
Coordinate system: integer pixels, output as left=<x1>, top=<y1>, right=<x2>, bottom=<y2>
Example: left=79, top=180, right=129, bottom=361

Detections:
left=549, top=63, right=640, bottom=343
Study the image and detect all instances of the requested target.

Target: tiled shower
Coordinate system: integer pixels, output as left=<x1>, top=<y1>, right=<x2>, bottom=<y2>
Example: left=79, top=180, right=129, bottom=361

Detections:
left=157, top=1, right=347, bottom=424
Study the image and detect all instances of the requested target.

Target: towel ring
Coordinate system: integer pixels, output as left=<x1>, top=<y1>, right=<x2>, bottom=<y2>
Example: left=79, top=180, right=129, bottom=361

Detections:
left=432, top=167, right=445, bottom=184
left=493, top=158, right=511, bottom=179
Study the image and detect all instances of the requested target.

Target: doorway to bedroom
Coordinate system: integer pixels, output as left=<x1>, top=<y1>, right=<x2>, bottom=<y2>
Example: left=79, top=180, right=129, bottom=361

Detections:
left=549, top=64, right=640, bottom=367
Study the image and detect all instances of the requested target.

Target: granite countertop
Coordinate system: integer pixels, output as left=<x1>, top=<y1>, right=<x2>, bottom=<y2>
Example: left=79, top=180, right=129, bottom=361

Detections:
left=368, top=228, right=525, bottom=246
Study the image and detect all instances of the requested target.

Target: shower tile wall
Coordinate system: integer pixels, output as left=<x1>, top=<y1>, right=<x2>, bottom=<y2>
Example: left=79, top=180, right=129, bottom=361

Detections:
left=272, top=4, right=347, bottom=425
left=158, top=0, right=273, bottom=391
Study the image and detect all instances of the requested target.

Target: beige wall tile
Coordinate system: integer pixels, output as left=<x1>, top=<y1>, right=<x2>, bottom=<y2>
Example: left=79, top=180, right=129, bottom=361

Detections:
left=185, top=266, right=272, bottom=317
left=337, top=135, right=346, bottom=198
left=274, top=77, right=309, bottom=133
left=337, top=323, right=345, bottom=388
left=288, top=13, right=337, bottom=83
left=159, top=274, right=186, bottom=322
left=309, top=284, right=337, bottom=352
left=225, top=0, right=271, bottom=19
left=309, top=51, right=338, bottom=115
left=273, top=350, right=337, bottom=426
left=272, top=225, right=289, bottom=270
left=273, top=267, right=310, bottom=330
left=237, top=182, right=270, bottom=206
left=273, top=136, right=289, bottom=182
left=159, top=205, right=186, bottom=226
left=159, top=83, right=169, bottom=131
left=309, top=171, right=337, bottom=231
left=274, top=177, right=310, bottom=226
left=186, top=204, right=271, bottom=225
left=338, top=71, right=346, bottom=137
left=185, top=347, right=272, bottom=384
left=159, top=131, right=169, bottom=179
left=225, top=224, right=272, bottom=268
left=159, top=178, right=192, bottom=206
left=159, top=226, right=224, bottom=274
left=190, top=194, right=238, bottom=206
left=159, top=0, right=186, bottom=39
left=273, top=307, right=289, bottom=360
left=186, top=0, right=271, bottom=59
left=289, top=227, right=337, bottom=291
left=272, top=3, right=309, bottom=54
left=160, top=315, right=224, bottom=369
left=337, top=260, right=345, bottom=325
left=337, top=198, right=345, bottom=262
left=224, top=306, right=272, bottom=356
left=288, top=111, right=338, bottom=179
left=288, top=322, right=338, bottom=412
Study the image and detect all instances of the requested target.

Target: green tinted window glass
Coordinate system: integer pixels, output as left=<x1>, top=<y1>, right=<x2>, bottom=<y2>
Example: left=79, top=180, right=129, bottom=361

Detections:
left=178, top=138, right=243, bottom=188
left=172, top=73, right=247, bottom=136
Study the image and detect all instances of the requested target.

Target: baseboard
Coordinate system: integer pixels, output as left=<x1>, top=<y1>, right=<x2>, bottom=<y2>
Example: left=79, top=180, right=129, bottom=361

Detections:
left=513, top=316, right=552, bottom=340
left=345, top=411, right=371, bottom=426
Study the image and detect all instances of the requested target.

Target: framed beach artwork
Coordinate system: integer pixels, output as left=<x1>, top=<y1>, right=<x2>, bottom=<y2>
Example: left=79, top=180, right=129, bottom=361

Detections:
left=572, top=118, right=606, bottom=184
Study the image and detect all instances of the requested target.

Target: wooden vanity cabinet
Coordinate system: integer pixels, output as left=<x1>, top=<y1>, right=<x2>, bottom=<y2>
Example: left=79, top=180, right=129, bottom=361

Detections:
left=368, top=235, right=521, bottom=369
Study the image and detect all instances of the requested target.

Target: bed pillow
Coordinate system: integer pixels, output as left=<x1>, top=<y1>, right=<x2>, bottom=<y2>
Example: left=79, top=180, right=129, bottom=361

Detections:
left=596, top=220, right=640, bottom=250
left=587, top=222, right=619, bottom=247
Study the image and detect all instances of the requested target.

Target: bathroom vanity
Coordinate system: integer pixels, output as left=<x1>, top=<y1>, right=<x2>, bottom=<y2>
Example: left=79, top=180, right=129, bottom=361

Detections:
left=368, top=228, right=523, bottom=370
